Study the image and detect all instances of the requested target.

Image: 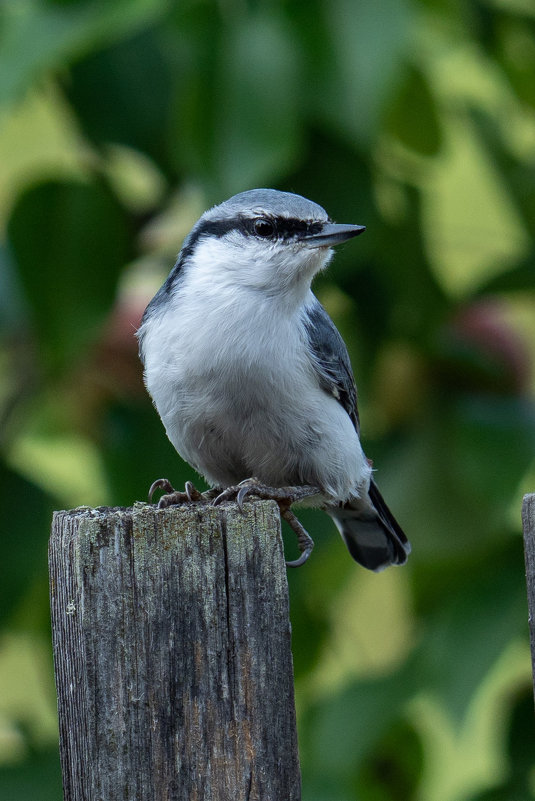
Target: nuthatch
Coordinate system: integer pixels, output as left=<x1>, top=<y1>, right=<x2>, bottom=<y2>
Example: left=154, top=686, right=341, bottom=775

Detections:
left=138, top=189, right=410, bottom=569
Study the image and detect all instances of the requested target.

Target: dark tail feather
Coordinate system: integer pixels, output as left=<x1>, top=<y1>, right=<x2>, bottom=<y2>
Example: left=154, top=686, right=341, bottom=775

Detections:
left=328, top=478, right=410, bottom=572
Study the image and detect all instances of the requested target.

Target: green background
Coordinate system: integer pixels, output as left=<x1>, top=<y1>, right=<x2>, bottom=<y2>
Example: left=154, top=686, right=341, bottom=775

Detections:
left=1, top=0, right=535, bottom=799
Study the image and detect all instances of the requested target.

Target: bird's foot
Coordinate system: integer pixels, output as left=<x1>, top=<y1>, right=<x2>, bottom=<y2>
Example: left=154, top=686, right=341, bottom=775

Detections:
left=213, top=478, right=320, bottom=567
left=280, top=509, right=316, bottom=568
left=148, top=478, right=209, bottom=508
left=212, top=478, right=320, bottom=510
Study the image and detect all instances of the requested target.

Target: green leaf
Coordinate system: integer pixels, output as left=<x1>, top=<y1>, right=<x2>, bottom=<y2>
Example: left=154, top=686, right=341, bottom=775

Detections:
left=65, top=28, right=173, bottom=171
left=316, top=0, right=413, bottom=144
left=469, top=108, right=535, bottom=236
left=506, top=688, right=535, bottom=781
left=214, top=11, right=302, bottom=194
left=0, top=244, right=28, bottom=334
left=497, top=15, right=535, bottom=111
left=7, top=178, right=132, bottom=370
left=385, top=64, right=443, bottom=156
left=478, top=252, right=535, bottom=293
left=165, top=3, right=220, bottom=187
left=356, top=719, right=424, bottom=801
left=303, top=666, right=417, bottom=786
left=0, top=0, right=169, bottom=107
left=450, top=395, right=535, bottom=513
left=0, top=747, right=62, bottom=801
left=416, top=541, right=527, bottom=724
left=99, top=398, right=195, bottom=506
left=0, top=460, right=55, bottom=626
left=380, top=394, right=535, bottom=562
left=169, top=8, right=303, bottom=196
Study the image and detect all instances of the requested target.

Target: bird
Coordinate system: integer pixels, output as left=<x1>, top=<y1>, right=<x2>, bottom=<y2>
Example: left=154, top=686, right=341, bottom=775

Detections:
left=137, top=188, right=410, bottom=571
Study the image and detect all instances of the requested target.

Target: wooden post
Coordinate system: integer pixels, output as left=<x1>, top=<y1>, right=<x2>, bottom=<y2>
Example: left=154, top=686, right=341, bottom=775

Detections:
left=522, top=493, right=535, bottom=702
left=49, top=501, right=301, bottom=801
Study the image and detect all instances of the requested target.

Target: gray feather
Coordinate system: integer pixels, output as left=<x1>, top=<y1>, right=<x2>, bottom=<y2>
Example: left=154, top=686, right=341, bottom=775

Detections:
left=303, top=298, right=360, bottom=433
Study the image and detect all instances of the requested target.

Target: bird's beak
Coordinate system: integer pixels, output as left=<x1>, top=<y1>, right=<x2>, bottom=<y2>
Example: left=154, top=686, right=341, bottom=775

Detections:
left=301, top=223, right=366, bottom=248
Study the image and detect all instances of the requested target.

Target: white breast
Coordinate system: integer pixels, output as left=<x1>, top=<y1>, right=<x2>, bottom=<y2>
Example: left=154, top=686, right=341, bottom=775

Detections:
left=140, top=250, right=370, bottom=501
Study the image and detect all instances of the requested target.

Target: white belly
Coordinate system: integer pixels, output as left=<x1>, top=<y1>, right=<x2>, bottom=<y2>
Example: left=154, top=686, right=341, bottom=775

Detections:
left=141, top=286, right=370, bottom=501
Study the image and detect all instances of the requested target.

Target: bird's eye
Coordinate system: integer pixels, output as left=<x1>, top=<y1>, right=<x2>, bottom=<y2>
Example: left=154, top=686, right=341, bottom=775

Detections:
left=253, top=219, right=275, bottom=238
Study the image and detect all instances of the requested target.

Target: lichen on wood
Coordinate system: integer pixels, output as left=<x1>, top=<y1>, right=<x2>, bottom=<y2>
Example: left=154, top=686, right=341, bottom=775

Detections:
left=49, top=500, right=301, bottom=801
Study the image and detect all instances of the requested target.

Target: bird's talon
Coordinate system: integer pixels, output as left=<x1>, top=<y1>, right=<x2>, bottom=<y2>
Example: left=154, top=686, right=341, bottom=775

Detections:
left=212, top=488, right=229, bottom=507
left=281, top=508, right=315, bottom=568
left=285, top=548, right=313, bottom=568
left=212, top=478, right=260, bottom=508
left=148, top=478, right=176, bottom=503
left=148, top=478, right=205, bottom=508
left=236, top=485, right=252, bottom=511
left=185, top=481, right=203, bottom=502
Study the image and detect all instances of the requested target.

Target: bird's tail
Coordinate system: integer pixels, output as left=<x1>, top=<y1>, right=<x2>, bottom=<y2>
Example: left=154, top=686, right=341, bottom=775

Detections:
left=327, top=478, right=410, bottom=572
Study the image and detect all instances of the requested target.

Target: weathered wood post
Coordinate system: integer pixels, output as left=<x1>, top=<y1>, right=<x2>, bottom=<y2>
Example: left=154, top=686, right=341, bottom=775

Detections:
left=49, top=500, right=301, bottom=801
left=522, top=493, right=535, bottom=703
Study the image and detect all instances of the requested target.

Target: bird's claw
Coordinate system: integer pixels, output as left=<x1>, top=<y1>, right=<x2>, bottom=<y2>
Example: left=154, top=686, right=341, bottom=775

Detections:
left=213, top=479, right=320, bottom=567
left=148, top=478, right=204, bottom=508
left=282, top=509, right=315, bottom=568
left=214, top=479, right=320, bottom=509
left=148, top=478, right=175, bottom=502
left=213, top=477, right=264, bottom=511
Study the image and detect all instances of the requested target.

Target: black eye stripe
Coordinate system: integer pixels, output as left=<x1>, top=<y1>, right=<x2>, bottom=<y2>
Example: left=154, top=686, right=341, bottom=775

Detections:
left=257, top=217, right=323, bottom=239
left=151, top=213, right=327, bottom=300
left=186, top=214, right=325, bottom=244
left=245, top=215, right=324, bottom=239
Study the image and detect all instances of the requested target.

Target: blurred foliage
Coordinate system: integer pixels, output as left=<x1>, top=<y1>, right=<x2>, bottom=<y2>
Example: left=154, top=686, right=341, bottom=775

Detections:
left=1, top=0, right=535, bottom=799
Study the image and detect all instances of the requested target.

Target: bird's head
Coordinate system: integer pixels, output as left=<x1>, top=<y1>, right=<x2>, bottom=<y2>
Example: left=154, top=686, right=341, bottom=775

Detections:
left=176, top=189, right=365, bottom=299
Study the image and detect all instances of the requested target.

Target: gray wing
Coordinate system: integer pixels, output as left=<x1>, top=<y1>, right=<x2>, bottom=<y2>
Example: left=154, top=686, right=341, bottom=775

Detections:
left=303, top=297, right=360, bottom=433
left=304, top=298, right=411, bottom=571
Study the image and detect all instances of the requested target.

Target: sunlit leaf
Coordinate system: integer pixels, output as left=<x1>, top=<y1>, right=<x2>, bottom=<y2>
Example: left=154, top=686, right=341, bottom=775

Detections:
left=468, top=689, right=535, bottom=800
left=469, top=108, right=535, bottom=236
left=416, top=541, right=527, bottom=723
left=214, top=11, right=302, bottom=194
left=316, top=0, right=413, bottom=144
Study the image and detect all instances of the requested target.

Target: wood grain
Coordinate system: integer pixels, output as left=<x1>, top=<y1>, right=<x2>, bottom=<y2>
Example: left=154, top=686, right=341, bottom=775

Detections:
left=49, top=501, right=301, bottom=800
